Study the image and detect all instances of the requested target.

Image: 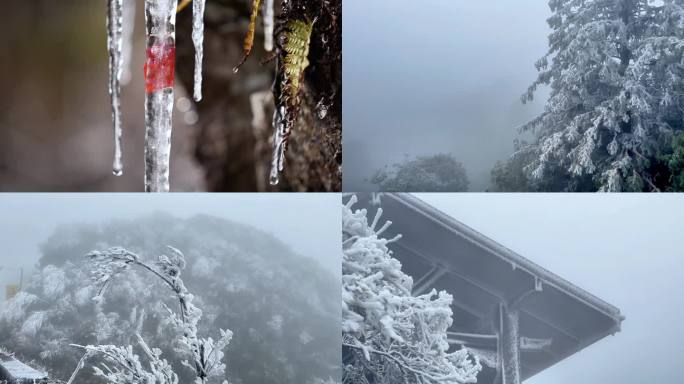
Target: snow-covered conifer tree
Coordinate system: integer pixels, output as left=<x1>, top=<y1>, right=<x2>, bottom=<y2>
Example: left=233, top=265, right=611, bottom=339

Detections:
left=342, top=196, right=481, bottom=384
left=513, top=0, right=684, bottom=191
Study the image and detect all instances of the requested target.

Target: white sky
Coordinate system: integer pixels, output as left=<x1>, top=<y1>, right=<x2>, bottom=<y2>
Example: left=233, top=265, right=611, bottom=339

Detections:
left=0, top=194, right=341, bottom=293
left=415, top=193, right=684, bottom=384
left=343, top=0, right=551, bottom=191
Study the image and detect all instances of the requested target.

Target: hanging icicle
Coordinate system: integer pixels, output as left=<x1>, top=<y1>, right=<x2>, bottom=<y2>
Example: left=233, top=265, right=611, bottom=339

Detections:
left=107, top=0, right=124, bottom=176
left=269, top=18, right=315, bottom=186
left=263, top=0, right=275, bottom=52
left=234, top=0, right=262, bottom=72
left=191, top=0, right=206, bottom=101
left=144, top=0, right=178, bottom=192
left=120, top=0, right=137, bottom=86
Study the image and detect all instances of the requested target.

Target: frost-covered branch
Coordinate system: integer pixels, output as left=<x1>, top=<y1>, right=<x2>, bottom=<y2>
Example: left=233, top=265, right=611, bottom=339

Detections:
left=342, top=196, right=481, bottom=384
left=69, top=246, right=233, bottom=384
left=500, top=0, right=684, bottom=192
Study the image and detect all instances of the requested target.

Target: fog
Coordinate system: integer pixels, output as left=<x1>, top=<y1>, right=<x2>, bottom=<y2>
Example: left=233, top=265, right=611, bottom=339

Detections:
left=0, top=194, right=341, bottom=383
left=0, top=193, right=341, bottom=289
left=343, top=0, right=552, bottom=191
left=416, top=193, right=684, bottom=384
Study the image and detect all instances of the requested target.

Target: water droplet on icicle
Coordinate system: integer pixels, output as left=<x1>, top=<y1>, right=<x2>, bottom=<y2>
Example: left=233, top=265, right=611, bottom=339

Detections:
left=316, top=98, right=329, bottom=120
left=107, top=0, right=124, bottom=177
left=269, top=172, right=280, bottom=186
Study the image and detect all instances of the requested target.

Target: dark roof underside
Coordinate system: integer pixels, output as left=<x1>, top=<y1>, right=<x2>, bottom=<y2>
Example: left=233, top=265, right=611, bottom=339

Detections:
left=357, top=193, right=623, bottom=381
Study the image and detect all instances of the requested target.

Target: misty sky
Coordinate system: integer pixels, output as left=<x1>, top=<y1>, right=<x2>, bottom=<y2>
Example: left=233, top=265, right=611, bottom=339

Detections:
left=415, top=193, right=683, bottom=384
left=0, top=194, right=341, bottom=291
left=343, top=0, right=552, bottom=191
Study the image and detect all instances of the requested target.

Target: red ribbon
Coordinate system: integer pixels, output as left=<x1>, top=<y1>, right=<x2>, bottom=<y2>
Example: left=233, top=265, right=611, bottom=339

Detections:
left=144, top=41, right=176, bottom=94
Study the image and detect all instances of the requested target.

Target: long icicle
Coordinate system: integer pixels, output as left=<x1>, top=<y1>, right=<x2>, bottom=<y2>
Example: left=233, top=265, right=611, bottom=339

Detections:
left=144, top=0, right=178, bottom=192
left=263, top=0, right=275, bottom=52
left=269, top=19, right=315, bottom=186
left=120, top=0, right=137, bottom=86
left=192, top=0, right=206, bottom=101
left=107, top=0, right=124, bottom=176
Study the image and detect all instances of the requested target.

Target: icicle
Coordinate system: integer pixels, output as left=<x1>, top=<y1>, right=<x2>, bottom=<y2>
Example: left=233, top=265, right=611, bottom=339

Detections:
left=268, top=19, right=315, bottom=186
left=144, top=0, right=178, bottom=192
left=191, top=0, right=206, bottom=101
left=263, top=0, right=275, bottom=52
left=107, top=0, right=124, bottom=176
left=120, top=0, right=136, bottom=86
left=269, top=105, right=288, bottom=186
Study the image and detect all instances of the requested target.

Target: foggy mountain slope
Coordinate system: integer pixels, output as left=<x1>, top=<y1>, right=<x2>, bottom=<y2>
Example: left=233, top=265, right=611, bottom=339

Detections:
left=343, top=0, right=551, bottom=192
left=0, top=213, right=340, bottom=384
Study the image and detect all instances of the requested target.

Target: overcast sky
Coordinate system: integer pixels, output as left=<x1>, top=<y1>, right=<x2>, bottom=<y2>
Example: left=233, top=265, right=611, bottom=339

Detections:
left=415, top=193, right=683, bottom=384
left=343, top=0, right=551, bottom=191
left=0, top=194, right=341, bottom=290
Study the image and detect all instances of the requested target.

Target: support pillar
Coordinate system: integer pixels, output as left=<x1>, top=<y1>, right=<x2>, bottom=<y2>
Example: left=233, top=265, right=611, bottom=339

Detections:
left=500, top=304, right=521, bottom=384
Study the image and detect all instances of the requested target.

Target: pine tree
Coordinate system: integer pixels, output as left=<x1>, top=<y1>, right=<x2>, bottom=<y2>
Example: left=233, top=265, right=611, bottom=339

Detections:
left=510, top=0, right=684, bottom=191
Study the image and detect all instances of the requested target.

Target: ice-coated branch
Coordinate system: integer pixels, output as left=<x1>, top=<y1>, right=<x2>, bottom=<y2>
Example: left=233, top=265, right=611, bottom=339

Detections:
left=81, top=246, right=233, bottom=383
left=342, top=196, right=481, bottom=384
left=68, top=338, right=179, bottom=384
left=510, top=0, right=684, bottom=191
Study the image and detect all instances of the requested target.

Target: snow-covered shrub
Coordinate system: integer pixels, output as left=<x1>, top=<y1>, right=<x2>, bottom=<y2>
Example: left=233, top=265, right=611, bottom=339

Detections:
left=0, top=214, right=340, bottom=384
left=67, top=246, right=233, bottom=384
left=371, top=154, right=470, bottom=192
left=342, top=196, right=481, bottom=384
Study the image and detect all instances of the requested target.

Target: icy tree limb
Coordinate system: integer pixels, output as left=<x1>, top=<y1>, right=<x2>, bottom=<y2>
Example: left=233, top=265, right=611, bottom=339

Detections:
left=342, top=196, right=481, bottom=384
left=66, top=351, right=91, bottom=384
left=85, top=246, right=232, bottom=382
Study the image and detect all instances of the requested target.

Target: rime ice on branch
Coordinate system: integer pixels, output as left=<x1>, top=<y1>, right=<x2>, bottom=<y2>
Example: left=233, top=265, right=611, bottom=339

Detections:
left=68, top=246, right=232, bottom=384
left=107, top=0, right=124, bottom=176
left=342, top=196, right=482, bottom=384
left=144, top=0, right=178, bottom=192
left=514, top=0, right=684, bottom=191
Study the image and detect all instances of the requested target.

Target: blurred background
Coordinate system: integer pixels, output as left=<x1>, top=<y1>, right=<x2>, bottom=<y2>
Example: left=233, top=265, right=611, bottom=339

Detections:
left=0, top=1, right=204, bottom=191
left=0, top=0, right=342, bottom=191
